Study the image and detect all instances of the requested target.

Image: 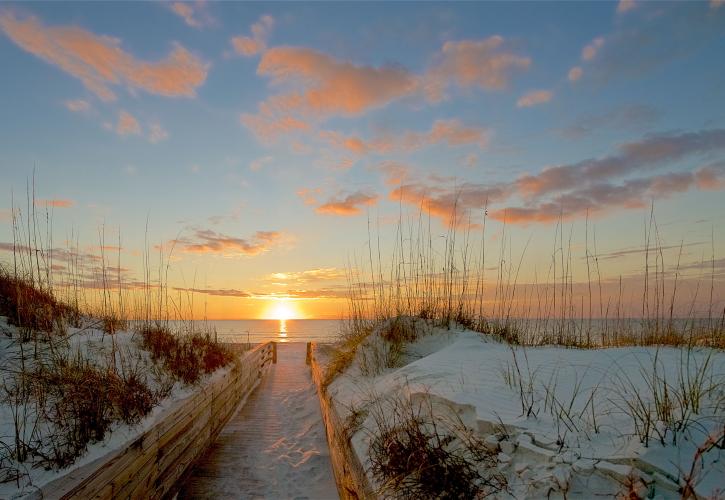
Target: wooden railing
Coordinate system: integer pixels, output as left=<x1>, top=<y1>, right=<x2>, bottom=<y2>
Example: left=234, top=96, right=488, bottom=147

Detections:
left=41, top=342, right=277, bottom=500
left=307, top=342, right=375, bottom=499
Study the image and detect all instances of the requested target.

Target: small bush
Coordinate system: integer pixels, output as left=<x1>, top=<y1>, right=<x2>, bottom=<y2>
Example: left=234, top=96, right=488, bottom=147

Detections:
left=139, top=324, right=233, bottom=385
left=368, top=394, right=507, bottom=498
left=0, top=268, right=75, bottom=336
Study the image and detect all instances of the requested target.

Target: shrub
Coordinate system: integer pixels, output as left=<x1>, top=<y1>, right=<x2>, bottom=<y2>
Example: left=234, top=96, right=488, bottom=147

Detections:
left=0, top=268, right=75, bottom=336
left=368, top=394, right=507, bottom=498
left=139, top=324, right=233, bottom=385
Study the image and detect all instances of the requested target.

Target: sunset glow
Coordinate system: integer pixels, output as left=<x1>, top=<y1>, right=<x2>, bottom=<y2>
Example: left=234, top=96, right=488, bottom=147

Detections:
left=0, top=2, right=723, bottom=319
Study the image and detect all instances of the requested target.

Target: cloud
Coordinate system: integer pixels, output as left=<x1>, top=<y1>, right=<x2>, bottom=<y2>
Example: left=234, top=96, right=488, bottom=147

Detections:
left=557, top=104, right=660, bottom=139
left=315, top=191, right=379, bottom=216
left=375, top=161, right=412, bottom=186
left=250, top=155, right=273, bottom=171
left=585, top=3, right=725, bottom=81
left=425, top=36, right=531, bottom=100
left=34, top=198, right=74, bottom=208
left=176, top=229, right=284, bottom=256
left=617, top=0, right=636, bottom=14
left=116, top=110, right=140, bottom=135
left=491, top=168, right=722, bottom=224
left=148, top=122, right=169, bottom=143
left=0, top=11, right=209, bottom=101
left=240, top=113, right=310, bottom=143
left=568, top=66, right=583, bottom=82
left=257, top=47, right=417, bottom=116
left=266, top=267, right=347, bottom=284
left=516, top=129, right=725, bottom=197
left=581, top=37, right=605, bottom=61
left=231, top=15, right=274, bottom=57
left=516, top=89, right=553, bottom=108
left=173, top=286, right=252, bottom=298
left=390, top=129, right=725, bottom=226
left=64, top=99, right=90, bottom=112
left=390, top=179, right=509, bottom=223
left=297, top=187, right=322, bottom=206
left=168, top=1, right=213, bottom=29
left=322, top=119, right=490, bottom=155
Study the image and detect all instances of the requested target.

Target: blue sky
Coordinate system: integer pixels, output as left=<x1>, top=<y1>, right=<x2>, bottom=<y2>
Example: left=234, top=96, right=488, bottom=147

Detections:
left=0, top=1, right=724, bottom=318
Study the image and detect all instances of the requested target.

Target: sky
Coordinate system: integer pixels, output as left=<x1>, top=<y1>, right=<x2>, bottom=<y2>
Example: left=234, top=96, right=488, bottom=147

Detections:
left=0, top=1, right=724, bottom=320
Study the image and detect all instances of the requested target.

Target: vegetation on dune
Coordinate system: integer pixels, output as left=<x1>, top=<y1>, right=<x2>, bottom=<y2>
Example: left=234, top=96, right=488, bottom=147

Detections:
left=0, top=190, right=235, bottom=483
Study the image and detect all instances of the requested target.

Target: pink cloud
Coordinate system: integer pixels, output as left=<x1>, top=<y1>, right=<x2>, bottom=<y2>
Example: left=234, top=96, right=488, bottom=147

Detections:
left=315, top=191, right=379, bottom=216
left=169, top=1, right=213, bottom=29
left=0, top=11, right=208, bottom=101
left=515, top=129, right=725, bottom=197
left=116, top=110, right=140, bottom=135
left=425, top=36, right=531, bottom=100
left=34, top=199, right=74, bottom=208
left=231, top=15, right=274, bottom=57
left=516, top=89, right=553, bottom=108
left=322, top=119, right=490, bottom=155
left=177, top=229, right=284, bottom=256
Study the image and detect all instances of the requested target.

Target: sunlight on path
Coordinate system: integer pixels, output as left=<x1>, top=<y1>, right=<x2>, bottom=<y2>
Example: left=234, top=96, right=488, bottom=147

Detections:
left=178, top=343, right=338, bottom=499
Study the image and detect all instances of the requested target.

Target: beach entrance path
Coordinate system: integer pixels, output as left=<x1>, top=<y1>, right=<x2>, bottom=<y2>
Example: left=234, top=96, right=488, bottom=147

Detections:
left=178, top=343, right=338, bottom=499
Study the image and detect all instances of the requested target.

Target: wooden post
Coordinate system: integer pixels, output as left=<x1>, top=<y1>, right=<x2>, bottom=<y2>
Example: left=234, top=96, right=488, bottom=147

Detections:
left=272, top=342, right=277, bottom=364
left=306, top=342, right=312, bottom=365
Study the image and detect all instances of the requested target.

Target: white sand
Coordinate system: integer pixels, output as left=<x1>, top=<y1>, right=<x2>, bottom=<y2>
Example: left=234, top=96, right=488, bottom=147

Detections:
left=329, top=321, right=725, bottom=498
left=178, top=342, right=338, bottom=499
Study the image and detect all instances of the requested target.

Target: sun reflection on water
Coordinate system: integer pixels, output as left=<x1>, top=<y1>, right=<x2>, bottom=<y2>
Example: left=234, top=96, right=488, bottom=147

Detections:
left=278, top=319, right=288, bottom=342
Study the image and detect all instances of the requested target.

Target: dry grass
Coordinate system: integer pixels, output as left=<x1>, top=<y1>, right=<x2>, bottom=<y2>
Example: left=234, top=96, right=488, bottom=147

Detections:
left=367, top=392, right=507, bottom=498
left=341, top=200, right=724, bottom=351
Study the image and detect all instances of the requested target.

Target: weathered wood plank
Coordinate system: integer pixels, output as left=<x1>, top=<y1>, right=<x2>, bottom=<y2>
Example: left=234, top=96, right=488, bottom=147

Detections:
left=307, top=342, right=376, bottom=500
left=39, top=341, right=276, bottom=500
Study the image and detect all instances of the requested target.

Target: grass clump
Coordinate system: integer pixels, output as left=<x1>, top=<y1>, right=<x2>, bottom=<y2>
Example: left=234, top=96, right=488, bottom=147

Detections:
left=0, top=268, right=76, bottom=337
left=139, top=324, right=233, bottom=385
left=368, top=393, right=507, bottom=499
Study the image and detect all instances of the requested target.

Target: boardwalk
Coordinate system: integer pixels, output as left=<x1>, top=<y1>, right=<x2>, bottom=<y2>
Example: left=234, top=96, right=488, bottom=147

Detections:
left=178, top=343, right=338, bottom=499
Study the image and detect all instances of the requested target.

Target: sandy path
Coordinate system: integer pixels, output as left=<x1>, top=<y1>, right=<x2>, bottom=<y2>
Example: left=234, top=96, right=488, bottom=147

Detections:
left=178, top=343, right=338, bottom=499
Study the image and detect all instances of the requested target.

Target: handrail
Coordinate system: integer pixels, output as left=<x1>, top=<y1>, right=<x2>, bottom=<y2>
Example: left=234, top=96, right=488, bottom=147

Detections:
left=40, top=341, right=277, bottom=499
left=307, top=342, right=375, bottom=499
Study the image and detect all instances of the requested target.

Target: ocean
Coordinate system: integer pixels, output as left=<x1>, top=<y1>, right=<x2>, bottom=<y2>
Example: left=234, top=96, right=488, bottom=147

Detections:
left=187, top=319, right=343, bottom=344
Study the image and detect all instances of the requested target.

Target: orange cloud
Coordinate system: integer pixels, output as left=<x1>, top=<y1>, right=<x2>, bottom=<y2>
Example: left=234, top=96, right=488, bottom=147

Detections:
left=297, top=187, right=323, bottom=206
left=425, top=36, right=530, bottom=100
left=259, top=47, right=417, bottom=116
left=516, top=89, right=553, bottom=108
left=34, top=199, right=74, bottom=208
left=322, top=119, right=490, bottom=155
left=244, top=38, right=529, bottom=141
left=169, top=1, right=213, bottom=29
left=390, top=181, right=509, bottom=224
left=266, top=267, right=347, bottom=284
left=177, top=229, right=284, bottom=256
left=116, top=110, right=140, bottom=135
left=315, top=191, right=379, bottom=216
left=0, top=11, right=208, bottom=101
left=231, top=15, right=274, bottom=57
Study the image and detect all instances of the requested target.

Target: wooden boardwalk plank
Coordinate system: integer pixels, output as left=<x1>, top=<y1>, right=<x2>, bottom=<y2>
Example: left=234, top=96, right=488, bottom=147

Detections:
left=177, top=343, right=338, bottom=499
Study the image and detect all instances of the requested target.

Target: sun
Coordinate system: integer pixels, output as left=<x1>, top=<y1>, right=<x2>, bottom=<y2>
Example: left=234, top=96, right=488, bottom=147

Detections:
left=265, top=300, right=301, bottom=320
